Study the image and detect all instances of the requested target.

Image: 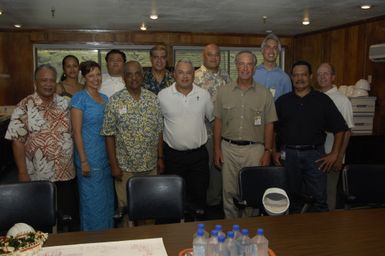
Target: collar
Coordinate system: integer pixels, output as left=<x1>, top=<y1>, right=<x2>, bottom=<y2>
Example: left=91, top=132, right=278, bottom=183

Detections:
left=171, top=83, right=198, bottom=96
left=199, top=65, right=220, bottom=75
left=230, top=80, right=257, bottom=92
left=33, top=92, right=57, bottom=106
left=257, top=63, right=279, bottom=72
left=324, top=85, right=338, bottom=95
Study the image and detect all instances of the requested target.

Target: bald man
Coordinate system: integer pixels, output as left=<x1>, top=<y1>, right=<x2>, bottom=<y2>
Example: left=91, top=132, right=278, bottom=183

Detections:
left=194, top=44, right=231, bottom=207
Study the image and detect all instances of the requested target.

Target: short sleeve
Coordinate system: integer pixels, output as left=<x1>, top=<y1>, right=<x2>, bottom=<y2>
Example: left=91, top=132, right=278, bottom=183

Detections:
left=70, top=91, right=86, bottom=111
left=101, top=99, right=117, bottom=136
left=214, top=86, right=223, bottom=119
left=263, top=89, right=278, bottom=124
left=4, top=104, right=28, bottom=143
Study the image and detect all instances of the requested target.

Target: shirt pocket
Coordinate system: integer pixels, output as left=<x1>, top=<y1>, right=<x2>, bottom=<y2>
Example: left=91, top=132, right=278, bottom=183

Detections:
left=246, top=105, right=264, bottom=126
left=222, top=104, right=235, bottom=127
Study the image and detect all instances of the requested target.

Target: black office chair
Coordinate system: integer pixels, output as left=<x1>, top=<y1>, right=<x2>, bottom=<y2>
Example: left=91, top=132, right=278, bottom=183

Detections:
left=342, top=164, right=385, bottom=209
left=0, top=181, right=57, bottom=235
left=234, top=166, right=288, bottom=216
left=126, top=175, right=185, bottom=226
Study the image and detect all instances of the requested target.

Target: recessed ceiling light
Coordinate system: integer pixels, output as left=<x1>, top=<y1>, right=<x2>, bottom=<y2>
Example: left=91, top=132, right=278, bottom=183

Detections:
left=302, top=18, right=310, bottom=25
left=150, top=14, right=158, bottom=20
left=360, top=5, right=371, bottom=9
left=0, top=11, right=3, bottom=15
left=140, top=22, right=147, bottom=31
left=14, top=24, right=22, bottom=28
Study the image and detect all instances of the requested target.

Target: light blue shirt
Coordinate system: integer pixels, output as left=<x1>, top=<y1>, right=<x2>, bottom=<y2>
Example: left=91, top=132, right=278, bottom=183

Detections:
left=253, top=64, right=292, bottom=101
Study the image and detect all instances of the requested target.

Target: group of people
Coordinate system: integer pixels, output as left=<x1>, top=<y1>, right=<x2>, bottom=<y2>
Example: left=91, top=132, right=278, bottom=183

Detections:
left=5, top=33, right=353, bottom=232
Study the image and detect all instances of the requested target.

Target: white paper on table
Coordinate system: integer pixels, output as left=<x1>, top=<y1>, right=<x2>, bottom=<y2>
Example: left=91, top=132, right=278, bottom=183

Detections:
left=39, top=237, right=168, bottom=256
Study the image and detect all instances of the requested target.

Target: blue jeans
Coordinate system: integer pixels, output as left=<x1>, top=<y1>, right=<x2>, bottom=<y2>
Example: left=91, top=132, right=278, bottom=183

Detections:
left=284, top=146, right=328, bottom=213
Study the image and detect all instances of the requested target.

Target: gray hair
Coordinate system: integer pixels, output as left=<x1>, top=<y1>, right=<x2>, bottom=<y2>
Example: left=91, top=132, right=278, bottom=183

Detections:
left=175, top=59, right=194, bottom=69
left=261, top=33, right=282, bottom=52
left=234, top=51, right=257, bottom=66
left=34, top=64, right=57, bottom=80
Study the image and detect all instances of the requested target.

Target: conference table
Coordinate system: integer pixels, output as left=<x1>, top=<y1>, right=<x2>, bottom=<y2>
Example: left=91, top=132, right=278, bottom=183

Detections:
left=44, top=208, right=385, bottom=255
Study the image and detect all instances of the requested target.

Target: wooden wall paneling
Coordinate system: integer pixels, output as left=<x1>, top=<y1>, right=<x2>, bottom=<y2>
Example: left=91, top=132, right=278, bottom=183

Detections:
left=0, top=34, right=11, bottom=105
left=329, top=28, right=347, bottom=85
left=293, top=33, right=324, bottom=87
left=365, top=19, right=385, bottom=134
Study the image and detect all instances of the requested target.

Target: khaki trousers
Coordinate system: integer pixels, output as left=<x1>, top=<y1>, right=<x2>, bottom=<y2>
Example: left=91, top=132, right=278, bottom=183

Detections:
left=221, top=140, right=264, bottom=219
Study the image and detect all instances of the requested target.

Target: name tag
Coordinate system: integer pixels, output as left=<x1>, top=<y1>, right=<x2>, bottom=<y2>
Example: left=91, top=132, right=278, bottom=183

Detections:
left=270, top=88, right=276, bottom=97
left=254, top=112, right=262, bottom=126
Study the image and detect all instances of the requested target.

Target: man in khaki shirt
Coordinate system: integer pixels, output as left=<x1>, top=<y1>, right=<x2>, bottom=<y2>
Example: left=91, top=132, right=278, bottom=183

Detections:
left=213, top=51, right=277, bottom=219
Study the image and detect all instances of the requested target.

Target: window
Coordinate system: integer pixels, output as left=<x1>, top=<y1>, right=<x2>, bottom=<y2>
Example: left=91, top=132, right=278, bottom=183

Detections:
left=173, top=46, right=285, bottom=81
left=34, top=44, right=153, bottom=82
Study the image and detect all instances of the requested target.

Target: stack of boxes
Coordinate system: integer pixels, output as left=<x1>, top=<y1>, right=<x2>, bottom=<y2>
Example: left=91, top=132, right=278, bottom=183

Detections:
left=349, top=97, right=376, bottom=135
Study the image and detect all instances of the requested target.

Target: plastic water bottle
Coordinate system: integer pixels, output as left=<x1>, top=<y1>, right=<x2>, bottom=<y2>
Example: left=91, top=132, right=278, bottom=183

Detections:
left=217, top=235, right=228, bottom=256
left=232, top=224, right=242, bottom=240
left=193, top=229, right=208, bottom=256
left=237, top=228, right=253, bottom=256
left=193, top=223, right=209, bottom=239
left=207, top=229, right=219, bottom=256
left=215, top=224, right=226, bottom=237
left=252, top=228, right=269, bottom=256
left=225, top=231, right=238, bottom=256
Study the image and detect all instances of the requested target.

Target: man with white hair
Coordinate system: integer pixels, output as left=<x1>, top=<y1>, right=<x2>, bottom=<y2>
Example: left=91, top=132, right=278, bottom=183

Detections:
left=253, top=33, right=292, bottom=100
left=317, top=62, right=354, bottom=210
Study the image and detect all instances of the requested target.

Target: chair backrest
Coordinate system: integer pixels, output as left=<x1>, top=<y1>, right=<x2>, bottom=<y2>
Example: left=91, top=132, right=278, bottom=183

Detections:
left=126, top=175, right=184, bottom=222
left=0, top=181, right=56, bottom=234
left=342, top=164, right=385, bottom=208
left=239, top=166, right=287, bottom=210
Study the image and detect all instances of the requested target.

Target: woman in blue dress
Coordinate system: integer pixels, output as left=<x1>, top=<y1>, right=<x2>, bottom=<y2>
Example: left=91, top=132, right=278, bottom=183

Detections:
left=70, top=61, right=114, bottom=231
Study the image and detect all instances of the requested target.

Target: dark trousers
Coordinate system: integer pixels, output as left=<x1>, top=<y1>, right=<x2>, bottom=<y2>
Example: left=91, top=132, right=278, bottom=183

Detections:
left=163, top=143, right=209, bottom=211
left=55, top=178, right=80, bottom=231
left=284, top=146, right=328, bottom=213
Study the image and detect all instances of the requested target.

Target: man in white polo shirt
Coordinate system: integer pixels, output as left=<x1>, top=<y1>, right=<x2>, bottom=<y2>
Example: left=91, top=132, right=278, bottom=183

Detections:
left=158, top=59, right=214, bottom=216
left=317, top=62, right=354, bottom=210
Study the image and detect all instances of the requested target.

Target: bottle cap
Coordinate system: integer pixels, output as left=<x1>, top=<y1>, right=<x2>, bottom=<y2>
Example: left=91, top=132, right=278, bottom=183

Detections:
left=241, top=228, right=249, bottom=236
left=227, top=231, right=234, bottom=238
left=197, top=229, right=204, bottom=237
left=257, top=228, right=264, bottom=235
left=218, top=235, right=226, bottom=243
left=211, top=230, right=219, bottom=237
left=215, top=224, right=222, bottom=231
left=232, top=224, right=240, bottom=231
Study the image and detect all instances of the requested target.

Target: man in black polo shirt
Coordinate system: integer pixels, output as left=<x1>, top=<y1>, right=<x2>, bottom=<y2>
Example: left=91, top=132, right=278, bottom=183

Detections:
left=273, top=60, right=348, bottom=213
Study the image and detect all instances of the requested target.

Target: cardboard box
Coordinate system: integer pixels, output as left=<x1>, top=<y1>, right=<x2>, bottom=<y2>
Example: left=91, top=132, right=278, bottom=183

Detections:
left=349, top=96, right=376, bottom=113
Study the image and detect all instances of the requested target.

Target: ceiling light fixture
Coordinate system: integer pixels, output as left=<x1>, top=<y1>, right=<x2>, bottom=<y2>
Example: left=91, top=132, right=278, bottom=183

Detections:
left=360, top=5, right=371, bottom=10
left=262, top=15, right=267, bottom=24
left=140, top=22, right=147, bottom=31
left=14, top=24, right=22, bottom=28
left=302, top=8, right=310, bottom=25
left=150, top=14, right=158, bottom=20
left=0, top=10, right=3, bottom=15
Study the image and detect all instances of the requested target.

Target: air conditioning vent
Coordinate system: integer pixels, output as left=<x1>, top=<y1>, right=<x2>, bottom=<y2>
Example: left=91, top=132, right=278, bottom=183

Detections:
left=369, top=43, right=385, bottom=62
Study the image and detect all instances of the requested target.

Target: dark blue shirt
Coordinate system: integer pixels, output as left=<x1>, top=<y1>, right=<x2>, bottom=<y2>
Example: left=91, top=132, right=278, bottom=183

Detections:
left=275, top=90, right=348, bottom=146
